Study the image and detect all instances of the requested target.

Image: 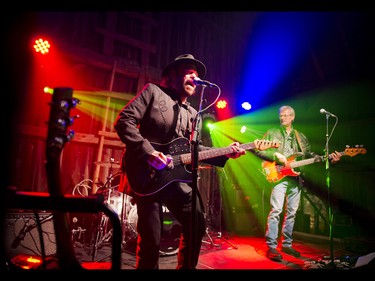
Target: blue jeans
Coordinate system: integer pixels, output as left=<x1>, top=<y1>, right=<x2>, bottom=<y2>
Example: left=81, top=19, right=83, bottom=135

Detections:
left=265, top=177, right=301, bottom=249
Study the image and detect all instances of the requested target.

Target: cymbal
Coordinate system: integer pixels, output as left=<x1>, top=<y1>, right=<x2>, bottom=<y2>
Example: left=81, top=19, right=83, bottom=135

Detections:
left=94, top=161, right=121, bottom=168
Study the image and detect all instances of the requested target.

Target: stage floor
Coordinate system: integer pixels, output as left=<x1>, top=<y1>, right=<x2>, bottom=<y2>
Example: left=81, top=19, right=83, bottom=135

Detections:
left=74, top=230, right=375, bottom=271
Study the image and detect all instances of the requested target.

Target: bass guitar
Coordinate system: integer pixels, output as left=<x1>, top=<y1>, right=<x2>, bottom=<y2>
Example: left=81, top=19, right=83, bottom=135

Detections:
left=126, top=137, right=280, bottom=197
left=45, top=87, right=81, bottom=269
left=261, top=146, right=367, bottom=183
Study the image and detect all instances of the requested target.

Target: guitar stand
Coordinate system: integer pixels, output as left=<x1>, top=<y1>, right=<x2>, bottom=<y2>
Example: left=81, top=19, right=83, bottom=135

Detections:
left=202, top=228, right=238, bottom=249
left=202, top=194, right=238, bottom=250
left=202, top=227, right=220, bottom=247
left=217, top=231, right=238, bottom=249
left=201, top=166, right=238, bottom=250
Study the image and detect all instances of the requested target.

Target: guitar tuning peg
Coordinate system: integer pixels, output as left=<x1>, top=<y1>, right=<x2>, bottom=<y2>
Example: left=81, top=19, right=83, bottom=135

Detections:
left=67, top=129, right=75, bottom=142
left=59, top=99, right=70, bottom=109
left=57, top=118, right=67, bottom=127
left=69, top=115, right=80, bottom=125
left=70, top=98, right=81, bottom=108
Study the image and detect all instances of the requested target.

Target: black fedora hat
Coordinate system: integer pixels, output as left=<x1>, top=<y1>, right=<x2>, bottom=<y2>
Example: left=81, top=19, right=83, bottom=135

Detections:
left=162, top=54, right=206, bottom=78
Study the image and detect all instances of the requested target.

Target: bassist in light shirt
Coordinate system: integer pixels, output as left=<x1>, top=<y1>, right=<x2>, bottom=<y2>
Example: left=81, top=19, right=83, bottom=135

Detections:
left=254, top=105, right=341, bottom=261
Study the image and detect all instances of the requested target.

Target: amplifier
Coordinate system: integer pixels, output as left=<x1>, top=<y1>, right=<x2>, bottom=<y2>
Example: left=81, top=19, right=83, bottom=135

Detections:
left=230, top=207, right=263, bottom=236
left=3, top=211, right=56, bottom=259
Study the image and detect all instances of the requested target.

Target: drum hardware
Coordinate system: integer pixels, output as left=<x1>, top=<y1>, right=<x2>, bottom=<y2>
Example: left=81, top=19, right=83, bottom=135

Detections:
left=70, top=171, right=134, bottom=257
left=94, top=158, right=121, bottom=169
left=89, top=170, right=135, bottom=260
left=88, top=166, right=181, bottom=258
left=90, top=165, right=119, bottom=260
left=72, top=225, right=86, bottom=239
left=71, top=216, right=87, bottom=248
left=89, top=213, right=113, bottom=260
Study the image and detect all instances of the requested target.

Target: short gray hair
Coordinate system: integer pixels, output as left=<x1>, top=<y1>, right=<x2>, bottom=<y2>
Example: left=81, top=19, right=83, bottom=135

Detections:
left=279, top=105, right=295, bottom=116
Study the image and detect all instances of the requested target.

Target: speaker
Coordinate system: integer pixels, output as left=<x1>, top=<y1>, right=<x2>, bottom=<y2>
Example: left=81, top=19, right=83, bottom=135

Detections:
left=232, top=207, right=263, bottom=236
left=234, top=189, right=251, bottom=208
left=3, top=211, right=56, bottom=259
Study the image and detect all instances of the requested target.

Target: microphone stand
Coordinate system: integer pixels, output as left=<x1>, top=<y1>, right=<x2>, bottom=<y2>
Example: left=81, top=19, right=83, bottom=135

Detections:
left=187, top=84, right=206, bottom=269
left=324, top=113, right=335, bottom=269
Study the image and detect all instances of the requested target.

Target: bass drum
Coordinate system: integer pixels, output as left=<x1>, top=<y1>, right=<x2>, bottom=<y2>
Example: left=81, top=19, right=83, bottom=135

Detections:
left=102, top=172, right=134, bottom=219
left=127, top=205, right=181, bottom=256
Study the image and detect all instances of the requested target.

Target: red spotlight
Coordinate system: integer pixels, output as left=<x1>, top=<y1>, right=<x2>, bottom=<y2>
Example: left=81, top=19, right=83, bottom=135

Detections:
left=33, top=38, right=51, bottom=55
left=216, top=99, right=227, bottom=110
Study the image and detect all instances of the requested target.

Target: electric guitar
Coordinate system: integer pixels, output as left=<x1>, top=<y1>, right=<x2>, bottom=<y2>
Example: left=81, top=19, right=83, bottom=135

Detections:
left=45, top=87, right=81, bottom=269
left=125, top=137, right=280, bottom=197
left=261, top=146, right=367, bottom=183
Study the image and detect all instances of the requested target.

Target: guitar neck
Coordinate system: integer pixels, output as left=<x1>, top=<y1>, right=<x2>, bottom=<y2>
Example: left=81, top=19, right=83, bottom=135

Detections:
left=289, top=151, right=346, bottom=169
left=289, top=156, right=324, bottom=169
left=180, top=142, right=257, bottom=165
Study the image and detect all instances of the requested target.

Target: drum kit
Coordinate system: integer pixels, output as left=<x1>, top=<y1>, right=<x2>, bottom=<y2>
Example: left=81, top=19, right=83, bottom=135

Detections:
left=88, top=165, right=181, bottom=258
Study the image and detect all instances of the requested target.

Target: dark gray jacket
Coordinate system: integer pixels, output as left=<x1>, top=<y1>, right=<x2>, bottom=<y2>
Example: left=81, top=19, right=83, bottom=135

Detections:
left=254, top=126, right=316, bottom=163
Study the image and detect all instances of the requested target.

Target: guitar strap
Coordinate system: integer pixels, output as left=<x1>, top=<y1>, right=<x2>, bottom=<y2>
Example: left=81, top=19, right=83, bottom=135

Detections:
left=294, top=129, right=305, bottom=155
left=294, top=129, right=307, bottom=186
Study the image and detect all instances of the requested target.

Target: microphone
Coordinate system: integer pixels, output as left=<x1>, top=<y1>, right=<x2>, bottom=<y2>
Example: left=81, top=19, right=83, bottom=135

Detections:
left=320, top=108, right=336, bottom=118
left=193, top=77, right=215, bottom=87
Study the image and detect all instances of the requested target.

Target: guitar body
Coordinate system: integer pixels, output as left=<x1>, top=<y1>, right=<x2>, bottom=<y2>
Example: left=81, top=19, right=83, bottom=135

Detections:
left=126, top=138, right=193, bottom=197
left=261, top=154, right=301, bottom=183
left=126, top=137, right=280, bottom=197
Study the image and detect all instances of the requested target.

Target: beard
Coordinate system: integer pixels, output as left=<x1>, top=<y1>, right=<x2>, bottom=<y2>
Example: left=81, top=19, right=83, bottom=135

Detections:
left=181, top=83, right=195, bottom=98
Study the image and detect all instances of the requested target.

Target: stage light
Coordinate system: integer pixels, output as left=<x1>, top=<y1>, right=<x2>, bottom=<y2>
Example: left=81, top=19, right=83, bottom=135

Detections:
left=10, top=254, right=59, bottom=270
left=206, top=122, right=215, bottom=131
left=216, top=99, right=227, bottom=109
left=33, top=38, right=51, bottom=55
left=202, top=113, right=217, bottom=135
left=241, top=102, right=252, bottom=110
left=203, top=118, right=215, bottom=130
left=44, top=86, right=54, bottom=94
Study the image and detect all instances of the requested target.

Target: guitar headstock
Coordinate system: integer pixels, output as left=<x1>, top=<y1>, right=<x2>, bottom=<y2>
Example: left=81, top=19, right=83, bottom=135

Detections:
left=46, top=87, right=80, bottom=156
left=45, top=87, right=82, bottom=268
left=344, top=146, right=367, bottom=157
left=254, top=139, right=280, bottom=151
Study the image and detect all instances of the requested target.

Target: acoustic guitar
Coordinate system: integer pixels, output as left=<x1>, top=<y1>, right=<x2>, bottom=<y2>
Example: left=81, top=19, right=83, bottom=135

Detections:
left=45, top=87, right=81, bottom=269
